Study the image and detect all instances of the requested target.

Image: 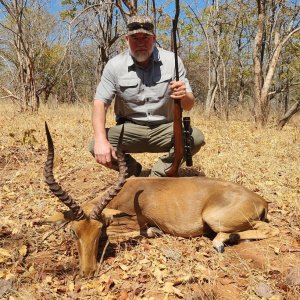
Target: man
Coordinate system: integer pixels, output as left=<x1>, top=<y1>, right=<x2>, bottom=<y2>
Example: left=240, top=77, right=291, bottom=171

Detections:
left=90, top=15, right=205, bottom=177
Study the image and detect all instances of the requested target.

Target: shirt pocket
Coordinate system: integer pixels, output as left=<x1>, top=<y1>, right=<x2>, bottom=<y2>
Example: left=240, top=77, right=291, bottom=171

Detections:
left=118, top=78, right=140, bottom=102
left=151, top=74, right=173, bottom=102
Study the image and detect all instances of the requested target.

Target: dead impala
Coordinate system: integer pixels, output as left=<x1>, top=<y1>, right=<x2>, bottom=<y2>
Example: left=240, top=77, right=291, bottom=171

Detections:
left=43, top=123, right=278, bottom=277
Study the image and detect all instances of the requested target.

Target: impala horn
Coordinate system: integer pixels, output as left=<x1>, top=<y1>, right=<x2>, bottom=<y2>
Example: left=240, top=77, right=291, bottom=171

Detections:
left=44, top=122, right=86, bottom=221
left=89, top=149, right=128, bottom=221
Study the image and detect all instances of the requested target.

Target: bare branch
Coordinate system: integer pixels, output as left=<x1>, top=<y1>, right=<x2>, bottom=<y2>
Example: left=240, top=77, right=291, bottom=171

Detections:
left=0, top=85, right=20, bottom=100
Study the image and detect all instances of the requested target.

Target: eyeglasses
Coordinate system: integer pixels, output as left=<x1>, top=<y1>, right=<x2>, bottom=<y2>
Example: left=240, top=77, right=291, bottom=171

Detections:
left=127, top=22, right=154, bottom=31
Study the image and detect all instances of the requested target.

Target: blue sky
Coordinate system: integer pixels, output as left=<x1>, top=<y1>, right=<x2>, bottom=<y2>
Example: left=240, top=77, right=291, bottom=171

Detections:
left=47, top=0, right=193, bottom=16
left=48, top=0, right=63, bottom=14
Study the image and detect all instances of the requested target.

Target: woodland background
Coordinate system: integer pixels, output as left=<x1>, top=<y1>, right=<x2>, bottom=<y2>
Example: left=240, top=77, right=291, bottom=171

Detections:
left=0, top=0, right=299, bottom=126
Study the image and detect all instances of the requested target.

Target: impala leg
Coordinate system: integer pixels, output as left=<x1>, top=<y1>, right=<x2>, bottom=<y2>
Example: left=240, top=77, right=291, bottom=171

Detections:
left=212, top=222, right=279, bottom=253
left=251, top=221, right=280, bottom=237
left=136, top=213, right=164, bottom=238
left=212, top=232, right=240, bottom=253
left=229, top=221, right=279, bottom=241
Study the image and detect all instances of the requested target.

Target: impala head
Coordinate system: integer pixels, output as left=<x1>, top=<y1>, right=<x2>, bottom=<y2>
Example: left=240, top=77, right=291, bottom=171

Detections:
left=43, top=122, right=127, bottom=277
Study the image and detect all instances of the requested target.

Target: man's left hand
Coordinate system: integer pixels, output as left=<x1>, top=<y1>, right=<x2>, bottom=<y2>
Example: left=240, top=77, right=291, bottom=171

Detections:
left=169, top=80, right=187, bottom=100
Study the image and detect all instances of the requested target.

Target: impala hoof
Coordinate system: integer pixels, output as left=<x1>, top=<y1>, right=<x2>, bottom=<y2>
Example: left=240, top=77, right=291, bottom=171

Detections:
left=147, top=227, right=163, bottom=237
left=214, top=244, right=225, bottom=253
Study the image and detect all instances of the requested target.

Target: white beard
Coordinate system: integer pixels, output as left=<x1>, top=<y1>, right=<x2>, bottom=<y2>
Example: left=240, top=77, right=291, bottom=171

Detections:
left=129, top=43, right=155, bottom=63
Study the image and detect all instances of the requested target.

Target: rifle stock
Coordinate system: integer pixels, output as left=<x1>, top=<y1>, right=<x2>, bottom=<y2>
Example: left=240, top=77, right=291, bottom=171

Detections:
left=165, top=99, right=183, bottom=177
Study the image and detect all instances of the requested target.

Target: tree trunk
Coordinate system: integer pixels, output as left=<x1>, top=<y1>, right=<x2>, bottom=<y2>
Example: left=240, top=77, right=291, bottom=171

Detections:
left=205, top=67, right=218, bottom=116
left=253, top=0, right=300, bottom=126
left=277, top=100, right=300, bottom=130
left=253, top=0, right=266, bottom=126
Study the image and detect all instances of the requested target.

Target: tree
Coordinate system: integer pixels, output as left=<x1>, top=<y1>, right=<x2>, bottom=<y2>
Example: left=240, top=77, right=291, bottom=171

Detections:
left=0, top=0, right=61, bottom=110
left=253, top=0, right=300, bottom=126
left=277, top=99, right=300, bottom=129
left=59, top=0, right=141, bottom=101
left=188, top=0, right=256, bottom=119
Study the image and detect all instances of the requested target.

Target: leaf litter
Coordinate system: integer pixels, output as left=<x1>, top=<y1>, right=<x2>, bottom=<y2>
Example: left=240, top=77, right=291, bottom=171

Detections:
left=0, top=102, right=300, bottom=299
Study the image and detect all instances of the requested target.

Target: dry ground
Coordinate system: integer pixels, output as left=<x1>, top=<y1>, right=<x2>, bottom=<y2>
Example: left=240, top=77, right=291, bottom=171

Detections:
left=0, top=101, right=300, bottom=299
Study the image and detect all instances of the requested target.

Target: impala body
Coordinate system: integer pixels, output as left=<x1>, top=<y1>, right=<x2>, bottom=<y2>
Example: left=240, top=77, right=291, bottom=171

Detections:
left=105, top=176, right=268, bottom=238
left=43, top=123, right=278, bottom=277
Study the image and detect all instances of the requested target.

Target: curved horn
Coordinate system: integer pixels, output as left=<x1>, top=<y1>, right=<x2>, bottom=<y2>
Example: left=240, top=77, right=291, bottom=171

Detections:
left=89, top=150, right=128, bottom=221
left=44, top=122, right=86, bottom=221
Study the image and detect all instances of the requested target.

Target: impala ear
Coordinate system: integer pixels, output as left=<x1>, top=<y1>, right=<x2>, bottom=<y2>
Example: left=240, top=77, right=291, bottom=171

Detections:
left=43, top=210, right=75, bottom=225
left=101, top=208, right=134, bottom=227
left=101, top=214, right=113, bottom=227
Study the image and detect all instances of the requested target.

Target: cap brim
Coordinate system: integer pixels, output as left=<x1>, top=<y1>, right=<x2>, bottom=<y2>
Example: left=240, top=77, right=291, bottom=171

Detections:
left=127, top=29, right=154, bottom=36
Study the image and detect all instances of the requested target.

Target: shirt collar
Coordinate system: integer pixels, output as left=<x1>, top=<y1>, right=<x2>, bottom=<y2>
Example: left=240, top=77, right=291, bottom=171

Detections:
left=152, top=46, right=160, bottom=62
left=127, top=51, right=135, bottom=68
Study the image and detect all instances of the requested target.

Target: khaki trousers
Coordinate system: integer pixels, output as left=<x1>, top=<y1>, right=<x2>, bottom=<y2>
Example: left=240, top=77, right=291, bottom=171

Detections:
left=89, top=122, right=205, bottom=177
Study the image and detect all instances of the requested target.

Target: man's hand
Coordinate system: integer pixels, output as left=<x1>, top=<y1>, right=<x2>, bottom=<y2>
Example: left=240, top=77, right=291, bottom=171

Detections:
left=169, top=80, right=187, bottom=100
left=169, top=80, right=195, bottom=111
left=94, top=139, right=117, bottom=168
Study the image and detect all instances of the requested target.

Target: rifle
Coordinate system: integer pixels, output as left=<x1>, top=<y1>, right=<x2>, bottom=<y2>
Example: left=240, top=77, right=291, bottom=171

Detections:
left=165, top=0, right=193, bottom=177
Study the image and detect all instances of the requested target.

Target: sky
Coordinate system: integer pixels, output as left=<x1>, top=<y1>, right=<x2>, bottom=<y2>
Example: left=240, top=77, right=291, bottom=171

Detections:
left=47, top=0, right=195, bottom=17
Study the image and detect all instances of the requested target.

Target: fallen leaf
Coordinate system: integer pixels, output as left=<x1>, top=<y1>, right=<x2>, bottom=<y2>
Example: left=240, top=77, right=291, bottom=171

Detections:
left=140, top=258, right=150, bottom=265
left=28, top=266, right=35, bottom=272
left=12, top=228, right=19, bottom=235
left=124, top=253, right=136, bottom=261
left=44, top=275, right=52, bottom=284
left=0, top=280, right=12, bottom=298
left=119, top=264, right=130, bottom=271
left=133, top=284, right=145, bottom=296
left=119, top=289, right=129, bottom=300
left=218, top=277, right=235, bottom=285
left=255, top=282, right=273, bottom=298
left=68, top=282, right=75, bottom=292
left=57, top=286, right=67, bottom=294
left=285, top=267, right=300, bottom=286
left=2, top=185, right=10, bottom=192
left=99, top=274, right=111, bottom=283
left=5, top=273, right=15, bottom=280
left=18, top=245, right=27, bottom=256
left=0, top=248, right=11, bottom=258
left=157, top=263, right=167, bottom=270
left=153, top=267, right=164, bottom=283
left=137, top=272, right=150, bottom=283
left=268, top=295, right=282, bottom=300
left=163, top=282, right=174, bottom=293
left=162, top=282, right=183, bottom=297
left=104, top=279, right=114, bottom=294
left=269, top=244, right=280, bottom=255
left=173, top=274, right=194, bottom=286
left=265, top=180, right=275, bottom=186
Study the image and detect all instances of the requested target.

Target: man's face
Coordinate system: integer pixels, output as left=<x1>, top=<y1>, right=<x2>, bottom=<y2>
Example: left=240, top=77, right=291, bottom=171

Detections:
left=126, top=33, right=156, bottom=64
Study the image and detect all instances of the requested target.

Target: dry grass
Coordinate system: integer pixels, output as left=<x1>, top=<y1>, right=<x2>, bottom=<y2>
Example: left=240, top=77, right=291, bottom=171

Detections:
left=0, top=100, right=300, bottom=299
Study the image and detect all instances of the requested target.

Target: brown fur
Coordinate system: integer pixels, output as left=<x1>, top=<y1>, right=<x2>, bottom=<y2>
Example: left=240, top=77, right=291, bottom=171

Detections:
left=45, top=176, right=279, bottom=276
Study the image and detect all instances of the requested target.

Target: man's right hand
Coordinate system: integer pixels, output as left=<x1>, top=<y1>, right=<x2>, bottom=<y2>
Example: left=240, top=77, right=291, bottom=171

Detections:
left=94, top=139, right=117, bottom=168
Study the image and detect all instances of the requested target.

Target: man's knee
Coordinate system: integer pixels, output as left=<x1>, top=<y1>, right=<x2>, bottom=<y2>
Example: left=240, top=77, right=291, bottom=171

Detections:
left=191, top=127, right=205, bottom=154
